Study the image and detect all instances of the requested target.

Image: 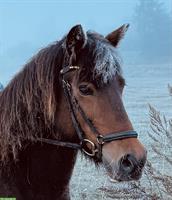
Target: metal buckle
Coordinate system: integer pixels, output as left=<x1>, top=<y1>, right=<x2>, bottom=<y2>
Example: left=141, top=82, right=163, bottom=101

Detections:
left=81, top=139, right=98, bottom=157
left=97, top=135, right=105, bottom=145
left=60, top=66, right=80, bottom=75
left=69, top=66, right=80, bottom=70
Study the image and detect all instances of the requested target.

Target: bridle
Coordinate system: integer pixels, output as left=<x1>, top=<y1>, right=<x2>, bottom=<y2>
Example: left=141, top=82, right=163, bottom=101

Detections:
left=38, top=65, right=138, bottom=161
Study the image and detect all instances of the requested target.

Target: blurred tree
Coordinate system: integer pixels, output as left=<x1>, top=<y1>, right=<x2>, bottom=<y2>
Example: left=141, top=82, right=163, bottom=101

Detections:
left=134, top=0, right=172, bottom=63
left=0, top=82, right=3, bottom=91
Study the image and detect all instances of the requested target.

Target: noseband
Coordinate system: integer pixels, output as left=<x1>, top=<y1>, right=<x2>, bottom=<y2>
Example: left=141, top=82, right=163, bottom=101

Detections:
left=39, top=66, right=138, bottom=161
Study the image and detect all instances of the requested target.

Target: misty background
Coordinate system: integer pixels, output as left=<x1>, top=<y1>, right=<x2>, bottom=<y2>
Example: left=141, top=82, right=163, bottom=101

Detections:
left=0, top=1, right=172, bottom=199
left=0, top=0, right=172, bottom=85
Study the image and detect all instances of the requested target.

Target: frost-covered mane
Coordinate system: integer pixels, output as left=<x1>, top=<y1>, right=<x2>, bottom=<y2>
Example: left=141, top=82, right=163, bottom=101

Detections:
left=78, top=32, right=122, bottom=85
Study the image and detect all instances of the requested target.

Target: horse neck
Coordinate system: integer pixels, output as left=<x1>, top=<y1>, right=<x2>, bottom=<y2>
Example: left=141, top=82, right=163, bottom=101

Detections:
left=1, top=142, right=78, bottom=200
left=0, top=42, right=79, bottom=199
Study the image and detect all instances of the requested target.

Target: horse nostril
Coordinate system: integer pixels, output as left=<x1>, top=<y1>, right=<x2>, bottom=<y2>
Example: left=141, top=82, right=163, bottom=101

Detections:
left=120, top=154, right=135, bottom=174
left=139, top=155, right=147, bottom=169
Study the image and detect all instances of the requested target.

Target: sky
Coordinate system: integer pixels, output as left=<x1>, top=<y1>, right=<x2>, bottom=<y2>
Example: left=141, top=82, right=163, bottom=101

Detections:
left=0, top=0, right=138, bottom=48
left=0, top=0, right=171, bottom=84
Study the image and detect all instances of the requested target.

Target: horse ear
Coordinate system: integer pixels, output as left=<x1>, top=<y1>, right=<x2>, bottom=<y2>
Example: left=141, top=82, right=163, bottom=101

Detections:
left=105, top=24, right=129, bottom=47
left=66, top=24, right=87, bottom=57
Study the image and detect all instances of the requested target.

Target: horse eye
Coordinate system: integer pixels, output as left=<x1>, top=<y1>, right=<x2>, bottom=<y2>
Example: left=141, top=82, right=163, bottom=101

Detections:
left=79, top=85, right=94, bottom=96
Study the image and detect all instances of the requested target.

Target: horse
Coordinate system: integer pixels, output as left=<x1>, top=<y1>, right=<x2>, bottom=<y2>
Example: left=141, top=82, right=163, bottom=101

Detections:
left=0, top=24, right=147, bottom=200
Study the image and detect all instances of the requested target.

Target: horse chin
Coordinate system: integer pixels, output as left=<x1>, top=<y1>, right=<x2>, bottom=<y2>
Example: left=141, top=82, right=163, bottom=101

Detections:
left=106, top=170, right=143, bottom=183
left=107, top=173, right=120, bottom=183
left=109, top=177, right=119, bottom=183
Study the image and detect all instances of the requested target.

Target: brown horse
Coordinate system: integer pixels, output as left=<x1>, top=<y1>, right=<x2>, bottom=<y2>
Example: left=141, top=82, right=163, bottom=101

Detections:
left=0, top=24, right=147, bottom=200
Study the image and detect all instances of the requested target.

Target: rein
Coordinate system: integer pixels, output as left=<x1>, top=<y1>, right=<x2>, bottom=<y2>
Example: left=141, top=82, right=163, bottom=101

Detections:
left=38, top=66, right=138, bottom=161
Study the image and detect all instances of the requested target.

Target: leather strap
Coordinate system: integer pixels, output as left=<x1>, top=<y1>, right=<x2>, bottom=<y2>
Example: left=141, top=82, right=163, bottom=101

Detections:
left=38, top=65, right=138, bottom=161
left=102, top=131, right=138, bottom=143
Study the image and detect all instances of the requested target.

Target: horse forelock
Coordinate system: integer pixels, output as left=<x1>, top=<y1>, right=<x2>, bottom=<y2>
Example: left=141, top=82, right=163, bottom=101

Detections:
left=78, top=32, right=122, bottom=86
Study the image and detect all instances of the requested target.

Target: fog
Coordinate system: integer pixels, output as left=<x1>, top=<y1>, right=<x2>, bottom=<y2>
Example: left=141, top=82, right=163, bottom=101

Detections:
left=0, top=1, right=172, bottom=199
left=0, top=0, right=171, bottom=85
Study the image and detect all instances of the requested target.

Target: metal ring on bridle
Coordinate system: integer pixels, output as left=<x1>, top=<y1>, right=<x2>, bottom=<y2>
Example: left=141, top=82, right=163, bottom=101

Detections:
left=81, top=139, right=98, bottom=157
left=97, top=135, right=105, bottom=145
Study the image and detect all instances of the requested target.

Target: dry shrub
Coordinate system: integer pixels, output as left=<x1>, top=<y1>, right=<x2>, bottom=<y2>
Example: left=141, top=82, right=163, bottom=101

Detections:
left=140, top=85, right=172, bottom=199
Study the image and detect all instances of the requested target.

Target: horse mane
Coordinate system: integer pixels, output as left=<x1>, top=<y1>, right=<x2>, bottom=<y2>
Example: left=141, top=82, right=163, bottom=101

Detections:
left=0, top=40, right=64, bottom=163
left=0, top=31, right=122, bottom=164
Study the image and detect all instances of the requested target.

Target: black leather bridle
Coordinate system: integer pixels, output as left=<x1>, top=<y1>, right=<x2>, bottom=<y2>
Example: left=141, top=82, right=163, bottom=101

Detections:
left=38, top=66, right=138, bottom=161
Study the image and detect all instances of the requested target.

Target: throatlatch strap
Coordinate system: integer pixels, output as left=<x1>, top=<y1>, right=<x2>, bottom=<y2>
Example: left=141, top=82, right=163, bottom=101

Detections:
left=37, top=138, right=81, bottom=150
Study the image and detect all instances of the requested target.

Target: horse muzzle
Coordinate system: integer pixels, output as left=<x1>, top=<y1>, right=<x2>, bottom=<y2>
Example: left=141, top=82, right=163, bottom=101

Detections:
left=102, top=150, right=147, bottom=182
